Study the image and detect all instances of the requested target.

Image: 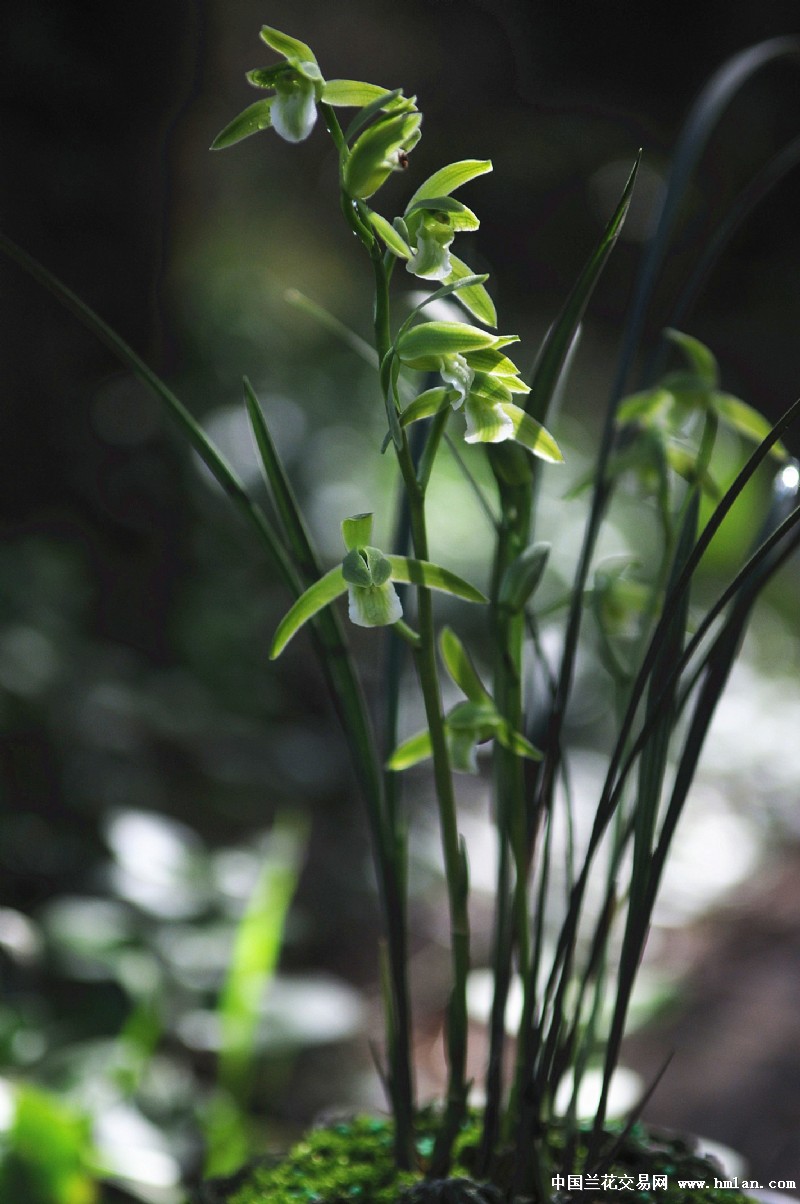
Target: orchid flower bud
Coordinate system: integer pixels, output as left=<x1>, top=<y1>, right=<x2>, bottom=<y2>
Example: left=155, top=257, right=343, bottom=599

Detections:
left=344, top=111, right=422, bottom=199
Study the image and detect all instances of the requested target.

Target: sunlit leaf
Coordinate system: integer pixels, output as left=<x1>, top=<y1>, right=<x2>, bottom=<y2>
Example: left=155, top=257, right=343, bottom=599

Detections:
left=217, top=817, right=307, bottom=1108
left=1, top=1084, right=98, bottom=1204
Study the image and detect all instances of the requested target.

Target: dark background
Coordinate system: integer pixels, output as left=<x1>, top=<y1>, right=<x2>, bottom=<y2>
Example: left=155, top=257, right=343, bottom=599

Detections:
left=2, top=0, right=800, bottom=1193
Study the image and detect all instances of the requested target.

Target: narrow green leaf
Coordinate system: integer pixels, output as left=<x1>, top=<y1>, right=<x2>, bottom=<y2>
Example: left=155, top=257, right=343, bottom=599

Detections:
left=500, top=403, right=564, bottom=463
left=527, top=152, right=640, bottom=426
left=217, top=815, right=307, bottom=1098
left=400, top=386, right=452, bottom=427
left=439, top=627, right=491, bottom=703
left=406, top=159, right=493, bottom=210
left=0, top=237, right=302, bottom=600
left=270, top=566, right=348, bottom=658
left=713, top=393, right=788, bottom=458
left=368, top=210, right=413, bottom=259
left=387, top=555, right=487, bottom=603
left=211, top=100, right=273, bottom=149
left=342, top=513, right=374, bottom=550
left=387, top=728, right=434, bottom=771
left=444, top=255, right=497, bottom=328
left=259, top=25, right=317, bottom=66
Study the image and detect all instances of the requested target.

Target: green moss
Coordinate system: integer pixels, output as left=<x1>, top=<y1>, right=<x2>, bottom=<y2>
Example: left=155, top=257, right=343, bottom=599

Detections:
left=224, top=1113, right=758, bottom=1204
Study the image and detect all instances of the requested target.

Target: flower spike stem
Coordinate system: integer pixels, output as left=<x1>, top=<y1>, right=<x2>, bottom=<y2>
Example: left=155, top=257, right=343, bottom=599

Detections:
left=370, top=235, right=470, bottom=1173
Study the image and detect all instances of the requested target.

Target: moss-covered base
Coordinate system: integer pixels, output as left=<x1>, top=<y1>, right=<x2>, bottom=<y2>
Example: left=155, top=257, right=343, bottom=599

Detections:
left=197, top=1112, right=756, bottom=1204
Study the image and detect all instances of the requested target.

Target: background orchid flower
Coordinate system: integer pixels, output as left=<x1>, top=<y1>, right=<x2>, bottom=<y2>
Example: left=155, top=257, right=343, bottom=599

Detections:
left=270, top=515, right=486, bottom=658
left=388, top=628, right=542, bottom=774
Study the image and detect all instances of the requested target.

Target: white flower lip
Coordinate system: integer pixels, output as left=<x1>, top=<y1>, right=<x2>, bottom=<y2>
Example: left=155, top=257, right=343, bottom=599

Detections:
left=271, top=75, right=318, bottom=142
left=347, top=582, right=404, bottom=628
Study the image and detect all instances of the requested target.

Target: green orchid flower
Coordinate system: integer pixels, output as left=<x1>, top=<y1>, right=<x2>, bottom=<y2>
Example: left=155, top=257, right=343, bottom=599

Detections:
left=402, top=164, right=485, bottom=284
left=341, top=543, right=403, bottom=628
left=367, top=160, right=498, bottom=325
left=270, top=515, right=487, bottom=658
left=212, top=26, right=417, bottom=154
left=209, top=29, right=321, bottom=147
left=394, top=321, right=564, bottom=463
left=388, top=628, right=542, bottom=774
left=617, top=329, right=788, bottom=464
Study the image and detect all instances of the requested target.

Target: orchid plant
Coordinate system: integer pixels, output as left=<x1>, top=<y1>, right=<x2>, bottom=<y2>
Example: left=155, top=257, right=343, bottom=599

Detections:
left=204, top=25, right=800, bottom=1195
left=4, top=21, right=800, bottom=1204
